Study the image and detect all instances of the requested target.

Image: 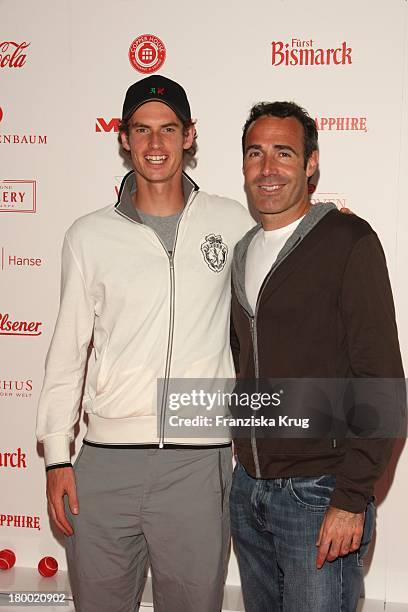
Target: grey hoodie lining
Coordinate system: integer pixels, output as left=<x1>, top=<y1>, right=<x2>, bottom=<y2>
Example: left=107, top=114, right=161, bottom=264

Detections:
left=114, top=171, right=198, bottom=224
left=232, top=203, right=337, bottom=317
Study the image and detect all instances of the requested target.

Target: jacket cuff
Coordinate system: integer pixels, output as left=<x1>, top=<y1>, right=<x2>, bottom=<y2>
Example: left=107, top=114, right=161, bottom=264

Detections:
left=329, top=485, right=371, bottom=514
left=46, top=462, right=73, bottom=472
left=43, top=435, right=71, bottom=468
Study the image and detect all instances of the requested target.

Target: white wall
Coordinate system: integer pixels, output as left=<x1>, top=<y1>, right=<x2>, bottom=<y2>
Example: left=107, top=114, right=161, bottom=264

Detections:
left=1, top=0, right=407, bottom=604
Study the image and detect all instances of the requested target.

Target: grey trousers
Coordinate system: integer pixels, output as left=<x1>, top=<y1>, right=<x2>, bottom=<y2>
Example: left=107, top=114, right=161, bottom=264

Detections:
left=64, top=444, right=232, bottom=612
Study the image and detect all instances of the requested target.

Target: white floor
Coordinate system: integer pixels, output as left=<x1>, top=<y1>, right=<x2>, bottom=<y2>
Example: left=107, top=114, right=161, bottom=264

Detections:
left=0, top=598, right=407, bottom=611
left=1, top=568, right=407, bottom=611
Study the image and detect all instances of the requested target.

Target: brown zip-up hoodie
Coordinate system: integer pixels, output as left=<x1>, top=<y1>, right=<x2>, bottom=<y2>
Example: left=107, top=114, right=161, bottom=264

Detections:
left=231, top=204, right=405, bottom=513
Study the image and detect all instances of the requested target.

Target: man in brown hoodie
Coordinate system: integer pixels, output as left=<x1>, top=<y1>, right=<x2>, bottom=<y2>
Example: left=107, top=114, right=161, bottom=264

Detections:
left=230, top=101, right=404, bottom=611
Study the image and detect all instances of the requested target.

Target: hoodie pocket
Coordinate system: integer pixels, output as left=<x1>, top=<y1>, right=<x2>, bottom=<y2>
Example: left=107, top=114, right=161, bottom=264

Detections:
left=89, top=366, right=158, bottom=418
left=85, top=336, right=110, bottom=401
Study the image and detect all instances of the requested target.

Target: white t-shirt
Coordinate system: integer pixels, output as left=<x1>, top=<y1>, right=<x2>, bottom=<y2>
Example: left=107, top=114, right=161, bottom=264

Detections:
left=245, top=216, right=304, bottom=312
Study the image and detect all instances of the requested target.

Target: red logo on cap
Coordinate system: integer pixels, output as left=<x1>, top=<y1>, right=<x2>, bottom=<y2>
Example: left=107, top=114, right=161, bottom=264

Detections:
left=129, top=34, right=166, bottom=74
left=0, top=107, right=3, bottom=123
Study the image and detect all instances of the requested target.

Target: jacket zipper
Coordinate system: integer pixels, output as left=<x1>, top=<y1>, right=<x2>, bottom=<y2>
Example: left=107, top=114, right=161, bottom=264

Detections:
left=249, top=318, right=262, bottom=478
left=246, top=236, right=302, bottom=478
left=157, top=190, right=198, bottom=448
left=158, top=252, right=175, bottom=448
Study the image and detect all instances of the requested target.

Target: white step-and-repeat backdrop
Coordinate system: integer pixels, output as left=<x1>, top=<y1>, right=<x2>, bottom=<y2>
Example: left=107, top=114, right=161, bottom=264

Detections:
left=1, top=0, right=408, bottom=605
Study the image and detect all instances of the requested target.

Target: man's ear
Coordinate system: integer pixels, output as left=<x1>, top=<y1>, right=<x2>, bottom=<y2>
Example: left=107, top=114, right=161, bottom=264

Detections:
left=183, top=122, right=196, bottom=150
left=306, top=149, right=319, bottom=178
left=120, top=131, right=131, bottom=152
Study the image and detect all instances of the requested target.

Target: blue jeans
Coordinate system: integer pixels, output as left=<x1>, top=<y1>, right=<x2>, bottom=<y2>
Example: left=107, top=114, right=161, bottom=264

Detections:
left=230, top=461, right=375, bottom=612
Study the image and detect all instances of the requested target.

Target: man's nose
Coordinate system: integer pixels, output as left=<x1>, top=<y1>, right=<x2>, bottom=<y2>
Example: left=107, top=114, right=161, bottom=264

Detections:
left=261, top=152, right=277, bottom=176
left=149, top=131, right=163, bottom=148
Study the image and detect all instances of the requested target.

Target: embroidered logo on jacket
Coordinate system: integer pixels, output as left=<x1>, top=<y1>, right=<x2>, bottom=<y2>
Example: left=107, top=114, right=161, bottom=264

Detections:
left=200, top=234, right=228, bottom=273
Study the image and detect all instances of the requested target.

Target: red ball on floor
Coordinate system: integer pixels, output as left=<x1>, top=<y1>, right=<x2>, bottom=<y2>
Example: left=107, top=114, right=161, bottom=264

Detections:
left=0, top=549, right=16, bottom=570
left=38, top=556, right=58, bottom=577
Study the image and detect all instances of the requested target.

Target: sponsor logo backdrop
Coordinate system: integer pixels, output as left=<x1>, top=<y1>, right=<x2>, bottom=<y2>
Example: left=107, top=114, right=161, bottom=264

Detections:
left=1, top=0, right=408, bottom=606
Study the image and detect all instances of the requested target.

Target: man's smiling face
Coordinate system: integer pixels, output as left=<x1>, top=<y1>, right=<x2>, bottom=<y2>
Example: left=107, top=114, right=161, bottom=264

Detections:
left=121, top=101, right=194, bottom=186
left=243, top=115, right=318, bottom=229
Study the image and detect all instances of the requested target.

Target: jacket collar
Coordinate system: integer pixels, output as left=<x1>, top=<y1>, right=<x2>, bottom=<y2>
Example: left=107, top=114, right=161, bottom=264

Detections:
left=114, top=170, right=199, bottom=224
left=232, top=203, right=337, bottom=316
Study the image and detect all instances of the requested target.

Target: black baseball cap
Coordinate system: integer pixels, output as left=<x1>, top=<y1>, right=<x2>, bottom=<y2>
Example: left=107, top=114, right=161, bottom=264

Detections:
left=122, top=75, right=191, bottom=123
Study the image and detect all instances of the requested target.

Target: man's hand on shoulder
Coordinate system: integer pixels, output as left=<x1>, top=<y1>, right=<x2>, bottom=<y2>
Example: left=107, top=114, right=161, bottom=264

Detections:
left=339, top=207, right=353, bottom=215
left=46, top=466, right=78, bottom=537
left=316, top=506, right=365, bottom=569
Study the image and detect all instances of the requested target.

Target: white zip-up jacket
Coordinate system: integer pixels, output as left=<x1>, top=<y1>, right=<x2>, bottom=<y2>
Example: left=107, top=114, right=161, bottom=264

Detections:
left=37, top=172, right=254, bottom=467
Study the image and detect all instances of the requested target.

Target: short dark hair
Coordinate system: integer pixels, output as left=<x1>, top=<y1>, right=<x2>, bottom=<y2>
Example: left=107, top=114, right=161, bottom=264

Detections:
left=118, top=115, right=197, bottom=162
left=242, top=101, right=318, bottom=166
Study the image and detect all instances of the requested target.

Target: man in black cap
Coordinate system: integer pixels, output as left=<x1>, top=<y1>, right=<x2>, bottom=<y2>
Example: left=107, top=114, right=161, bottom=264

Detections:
left=37, top=76, right=252, bottom=612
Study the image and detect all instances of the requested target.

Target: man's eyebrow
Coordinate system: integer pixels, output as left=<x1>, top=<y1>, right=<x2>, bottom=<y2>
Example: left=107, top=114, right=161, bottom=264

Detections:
left=244, top=143, right=298, bottom=156
left=244, top=143, right=262, bottom=154
left=130, top=122, right=180, bottom=129
left=274, top=144, right=298, bottom=155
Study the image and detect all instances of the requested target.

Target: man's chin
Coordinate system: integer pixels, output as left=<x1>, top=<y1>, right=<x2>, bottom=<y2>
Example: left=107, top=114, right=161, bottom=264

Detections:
left=136, top=168, right=177, bottom=184
left=255, top=205, right=285, bottom=216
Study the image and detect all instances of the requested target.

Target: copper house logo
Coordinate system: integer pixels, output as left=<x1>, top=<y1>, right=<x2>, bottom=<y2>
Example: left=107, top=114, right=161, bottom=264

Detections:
left=129, top=34, right=166, bottom=74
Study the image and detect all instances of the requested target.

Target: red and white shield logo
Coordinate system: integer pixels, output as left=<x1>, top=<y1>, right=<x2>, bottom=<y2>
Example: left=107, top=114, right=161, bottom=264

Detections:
left=129, top=34, right=166, bottom=74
